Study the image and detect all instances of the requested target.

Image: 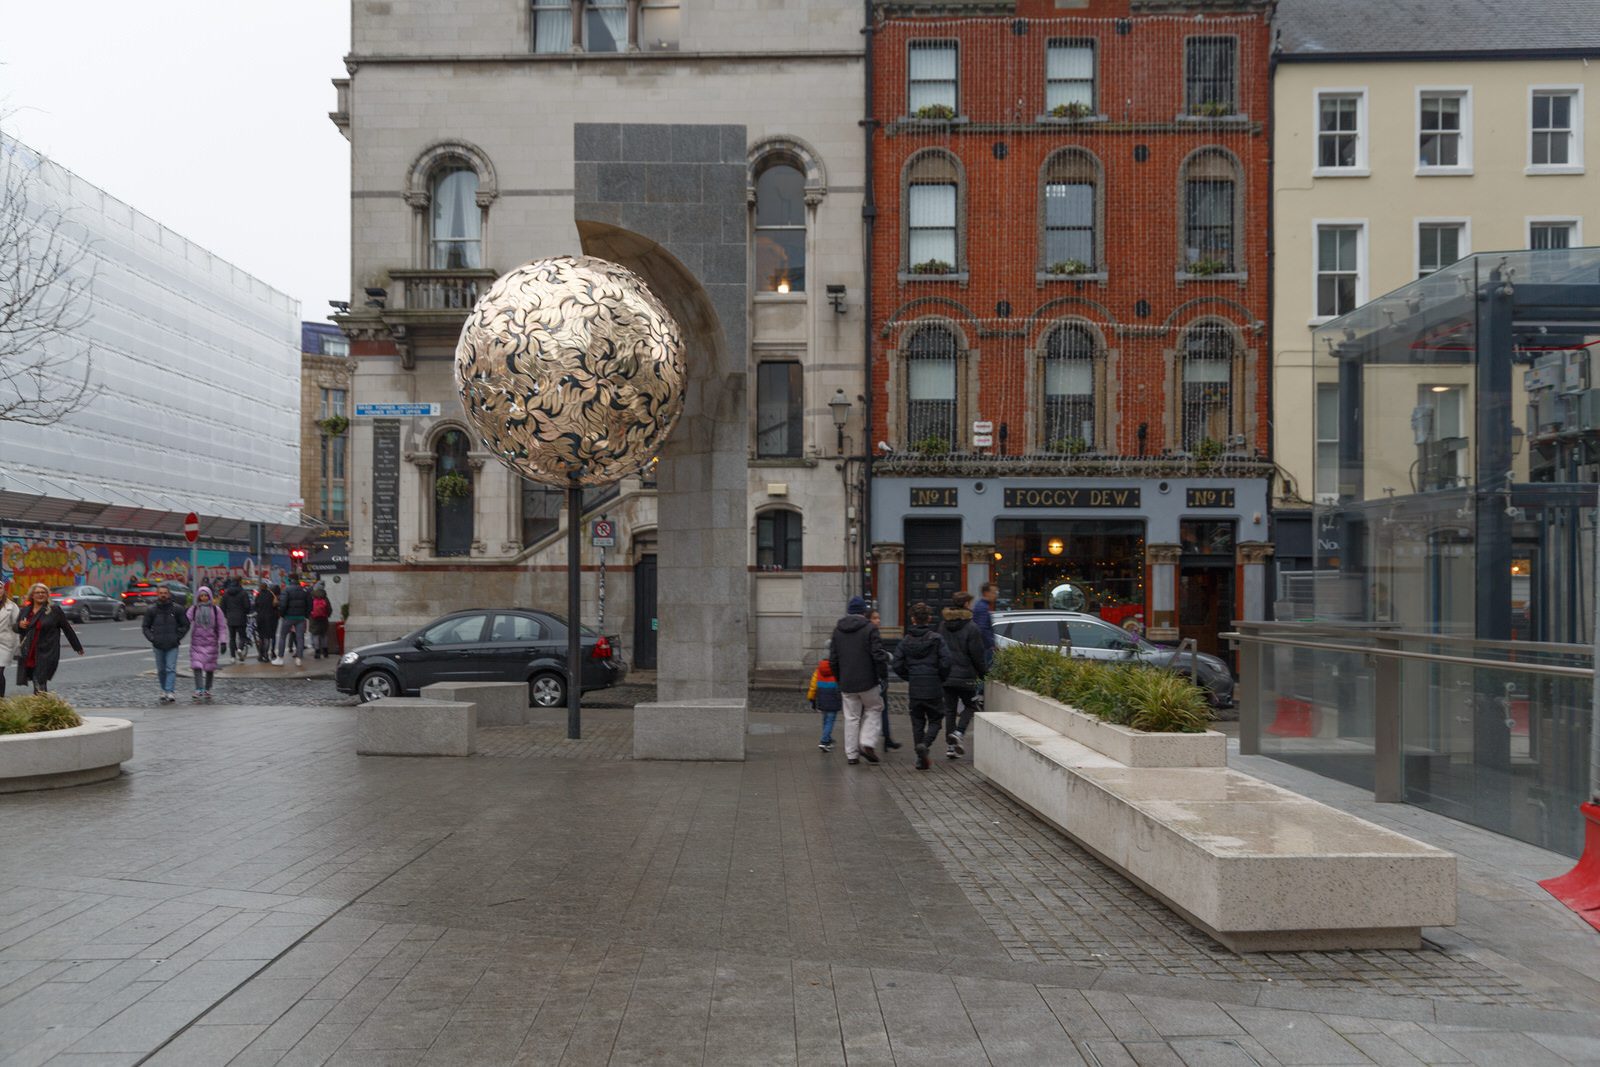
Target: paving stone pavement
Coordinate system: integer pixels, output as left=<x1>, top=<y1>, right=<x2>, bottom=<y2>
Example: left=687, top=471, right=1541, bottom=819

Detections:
left=1, top=702, right=1597, bottom=1066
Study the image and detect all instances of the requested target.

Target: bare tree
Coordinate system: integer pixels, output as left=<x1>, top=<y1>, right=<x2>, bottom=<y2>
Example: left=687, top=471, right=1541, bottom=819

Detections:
left=0, top=131, right=97, bottom=425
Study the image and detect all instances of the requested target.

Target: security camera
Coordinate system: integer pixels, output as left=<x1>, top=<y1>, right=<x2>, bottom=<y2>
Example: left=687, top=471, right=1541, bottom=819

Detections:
left=877, top=441, right=893, bottom=453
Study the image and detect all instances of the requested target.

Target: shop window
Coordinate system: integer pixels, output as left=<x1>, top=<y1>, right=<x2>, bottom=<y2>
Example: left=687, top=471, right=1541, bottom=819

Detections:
left=1041, top=149, right=1100, bottom=273
left=1180, top=520, right=1235, bottom=556
left=1179, top=323, right=1235, bottom=453
left=906, top=325, right=958, bottom=452
left=754, top=164, right=806, bottom=293
left=756, top=509, right=802, bottom=572
left=993, top=519, right=1146, bottom=631
left=1181, top=149, right=1240, bottom=273
left=1042, top=324, right=1097, bottom=453
left=430, top=167, right=482, bottom=269
left=756, top=361, right=803, bottom=458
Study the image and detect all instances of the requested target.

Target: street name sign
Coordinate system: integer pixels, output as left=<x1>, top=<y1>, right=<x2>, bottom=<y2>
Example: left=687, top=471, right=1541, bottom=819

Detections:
left=355, top=403, right=441, bottom=417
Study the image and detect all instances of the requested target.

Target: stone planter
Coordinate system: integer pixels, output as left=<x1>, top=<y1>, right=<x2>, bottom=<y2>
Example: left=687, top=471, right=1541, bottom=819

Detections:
left=987, top=681, right=1226, bottom=768
left=0, top=717, right=134, bottom=793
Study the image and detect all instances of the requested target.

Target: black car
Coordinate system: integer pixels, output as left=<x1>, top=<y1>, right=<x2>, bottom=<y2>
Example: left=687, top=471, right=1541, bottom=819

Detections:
left=50, top=585, right=124, bottom=622
left=335, top=609, right=627, bottom=706
left=120, top=580, right=193, bottom=616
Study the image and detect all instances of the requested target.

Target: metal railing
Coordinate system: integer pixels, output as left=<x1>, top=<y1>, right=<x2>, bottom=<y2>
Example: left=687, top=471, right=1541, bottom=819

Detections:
left=388, top=269, right=500, bottom=312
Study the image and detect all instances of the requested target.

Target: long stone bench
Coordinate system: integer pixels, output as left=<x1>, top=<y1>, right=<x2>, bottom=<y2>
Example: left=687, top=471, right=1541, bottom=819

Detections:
left=974, top=683, right=1456, bottom=952
left=358, top=698, right=476, bottom=757
left=421, top=681, right=528, bottom=727
left=0, top=717, right=134, bottom=793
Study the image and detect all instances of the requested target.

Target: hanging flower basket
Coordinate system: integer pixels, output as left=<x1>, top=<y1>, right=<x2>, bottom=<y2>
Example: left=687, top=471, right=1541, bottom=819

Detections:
left=317, top=415, right=349, bottom=437
left=435, top=471, right=472, bottom=503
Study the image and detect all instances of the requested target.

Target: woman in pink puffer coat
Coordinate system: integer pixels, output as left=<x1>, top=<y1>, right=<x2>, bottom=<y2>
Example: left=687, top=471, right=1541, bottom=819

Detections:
left=186, top=586, right=225, bottom=702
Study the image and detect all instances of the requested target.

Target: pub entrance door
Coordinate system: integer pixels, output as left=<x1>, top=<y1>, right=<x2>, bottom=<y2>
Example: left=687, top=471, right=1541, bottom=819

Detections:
left=903, top=519, right=962, bottom=617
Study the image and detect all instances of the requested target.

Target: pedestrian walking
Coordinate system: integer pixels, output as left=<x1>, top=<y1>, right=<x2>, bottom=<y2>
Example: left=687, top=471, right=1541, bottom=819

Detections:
left=806, top=655, right=841, bottom=752
left=253, top=582, right=278, bottom=663
left=275, top=581, right=311, bottom=667
left=974, top=583, right=999, bottom=668
left=825, top=594, right=887, bottom=765
left=940, top=591, right=989, bottom=760
left=309, top=584, right=333, bottom=659
left=141, top=584, right=189, bottom=704
left=891, top=601, right=952, bottom=770
left=0, top=578, right=22, bottom=698
left=14, top=582, right=84, bottom=694
left=219, top=579, right=251, bottom=663
left=186, top=586, right=225, bottom=702
left=867, top=608, right=900, bottom=751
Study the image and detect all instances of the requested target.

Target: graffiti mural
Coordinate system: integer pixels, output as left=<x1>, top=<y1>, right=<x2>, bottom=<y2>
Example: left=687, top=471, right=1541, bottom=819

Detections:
left=1, top=535, right=290, bottom=596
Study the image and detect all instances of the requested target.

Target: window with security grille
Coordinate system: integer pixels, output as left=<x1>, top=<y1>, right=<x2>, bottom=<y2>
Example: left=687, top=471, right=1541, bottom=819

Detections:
left=756, top=510, right=802, bottom=571
left=1420, top=93, right=1464, bottom=168
left=1185, top=37, right=1237, bottom=114
left=1316, top=225, right=1361, bottom=318
left=1181, top=325, right=1234, bottom=452
left=1418, top=223, right=1462, bottom=277
left=1046, top=40, right=1095, bottom=112
left=1043, top=326, right=1096, bottom=452
left=906, top=326, right=958, bottom=451
left=908, top=182, right=957, bottom=270
left=756, top=362, right=803, bottom=458
left=1183, top=153, right=1236, bottom=271
left=1317, top=94, right=1361, bottom=169
left=1532, top=92, right=1576, bottom=166
left=1531, top=221, right=1575, bottom=250
left=908, top=41, right=957, bottom=114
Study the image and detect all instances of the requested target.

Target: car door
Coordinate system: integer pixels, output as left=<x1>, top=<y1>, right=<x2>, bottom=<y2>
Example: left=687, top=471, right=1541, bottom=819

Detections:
left=398, top=613, right=490, bottom=689
left=81, top=586, right=111, bottom=617
left=479, top=612, right=545, bottom=682
left=1065, top=619, right=1133, bottom=662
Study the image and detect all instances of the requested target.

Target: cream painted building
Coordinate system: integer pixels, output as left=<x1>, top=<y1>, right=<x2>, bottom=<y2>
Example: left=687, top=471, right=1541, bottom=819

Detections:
left=332, top=1, right=866, bottom=672
left=1269, top=0, right=1600, bottom=574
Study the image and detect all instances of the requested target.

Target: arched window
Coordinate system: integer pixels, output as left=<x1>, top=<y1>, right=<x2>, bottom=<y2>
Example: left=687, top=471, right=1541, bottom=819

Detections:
left=754, top=163, right=806, bottom=293
left=1179, top=323, right=1236, bottom=452
left=1181, top=150, right=1241, bottom=274
left=430, top=167, right=482, bottom=269
left=904, top=151, right=963, bottom=276
left=1041, top=150, right=1101, bottom=274
left=756, top=509, right=803, bottom=571
left=906, top=325, right=958, bottom=450
left=433, top=428, right=474, bottom=557
left=1043, top=325, right=1097, bottom=452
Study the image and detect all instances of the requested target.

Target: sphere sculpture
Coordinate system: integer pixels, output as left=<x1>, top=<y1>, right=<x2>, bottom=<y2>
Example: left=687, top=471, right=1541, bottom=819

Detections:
left=1049, top=582, right=1087, bottom=613
left=454, top=255, right=686, bottom=487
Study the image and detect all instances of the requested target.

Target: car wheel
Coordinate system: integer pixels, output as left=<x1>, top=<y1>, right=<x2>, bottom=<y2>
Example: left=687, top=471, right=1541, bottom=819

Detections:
left=529, top=672, right=566, bottom=708
left=357, top=669, right=399, bottom=703
left=113, top=605, right=126, bottom=621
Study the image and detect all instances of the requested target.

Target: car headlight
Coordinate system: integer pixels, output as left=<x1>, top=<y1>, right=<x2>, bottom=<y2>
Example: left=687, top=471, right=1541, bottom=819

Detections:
left=340, top=651, right=360, bottom=666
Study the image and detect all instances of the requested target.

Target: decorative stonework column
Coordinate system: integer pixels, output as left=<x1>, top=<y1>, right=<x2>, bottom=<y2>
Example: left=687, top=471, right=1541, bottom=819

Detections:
left=405, top=451, right=436, bottom=556
left=467, top=454, right=488, bottom=556
left=1146, top=543, right=1182, bottom=641
left=875, top=543, right=904, bottom=630
left=962, top=542, right=996, bottom=597
left=1237, top=541, right=1274, bottom=623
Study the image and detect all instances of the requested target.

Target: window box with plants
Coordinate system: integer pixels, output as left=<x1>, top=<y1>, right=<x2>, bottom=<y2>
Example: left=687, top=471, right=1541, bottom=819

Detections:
left=1046, top=437, right=1092, bottom=456
left=1038, top=259, right=1104, bottom=284
left=903, top=103, right=966, bottom=127
left=910, top=435, right=953, bottom=458
left=901, top=259, right=968, bottom=284
left=1038, top=101, right=1103, bottom=124
left=1177, top=257, right=1243, bottom=283
left=1178, top=102, right=1248, bottom=124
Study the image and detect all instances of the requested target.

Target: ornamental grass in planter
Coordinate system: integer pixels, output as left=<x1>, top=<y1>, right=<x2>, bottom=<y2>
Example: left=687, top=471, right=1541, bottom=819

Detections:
left=988, top=643, right=1209, bottom=733
left=0, top=693, right=84, bottom=735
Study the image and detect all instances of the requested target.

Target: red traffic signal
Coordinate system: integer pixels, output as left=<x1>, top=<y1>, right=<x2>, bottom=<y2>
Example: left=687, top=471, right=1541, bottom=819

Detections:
left=290, top=548, right=307, bottom=562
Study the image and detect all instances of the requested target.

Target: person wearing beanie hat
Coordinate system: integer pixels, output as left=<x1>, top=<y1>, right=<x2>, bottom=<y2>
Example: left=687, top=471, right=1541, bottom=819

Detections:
left=847, top=594, right=867, bottom=616
left=826, top=594, right=887, bottom=765
left=186, top=586, right=225, bottom=702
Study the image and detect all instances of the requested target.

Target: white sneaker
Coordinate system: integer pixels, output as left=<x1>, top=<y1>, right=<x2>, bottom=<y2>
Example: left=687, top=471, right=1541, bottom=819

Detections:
left=294, top=657, right=302, bottom=667
left=271, top=657, right=284, bottom=666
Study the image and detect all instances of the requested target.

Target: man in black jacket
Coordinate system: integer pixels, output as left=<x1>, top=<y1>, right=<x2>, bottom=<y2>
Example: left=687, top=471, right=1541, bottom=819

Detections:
left=891, top=601, right=951, bottom=770
left=940, top=591, right=988, bottom=760
left=826, top=595, right=887, bottom=765
left=275, top=581, right=312, bottom=667
left=253, top=583, right=278, bottom=663
left=141, top=586, right=190, bottom=705
left=219, top=579, right=251, bottom=663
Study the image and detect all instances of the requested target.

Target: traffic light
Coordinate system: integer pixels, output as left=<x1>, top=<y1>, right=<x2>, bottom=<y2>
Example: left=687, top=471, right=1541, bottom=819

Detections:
left=290, top=548, right=307, bottom=568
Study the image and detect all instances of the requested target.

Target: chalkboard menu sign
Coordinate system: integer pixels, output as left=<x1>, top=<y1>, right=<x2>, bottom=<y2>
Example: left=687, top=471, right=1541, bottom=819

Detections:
left=371, top=419, right=400, bottom=561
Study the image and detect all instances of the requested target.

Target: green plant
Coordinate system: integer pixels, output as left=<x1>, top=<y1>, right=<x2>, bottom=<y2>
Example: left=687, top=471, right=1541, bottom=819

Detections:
left=1048, top=436, right=1089, bottom=455
left=988, top=643, right=1209, bottom=733
left=434, top=471, right=472, bottom=503
left=317, top=414, right=349, bottom=437
left=1186, top=257, right=1229, bottom=276
left=1046, top=259, right=1090, bottom=276
left=340, top=602, right=351, bottom=620
left=1189, top=99, right=1235, bottom=118
left=1193, top=437, right=1225, bottom=462
left=912, top=435, right=950, bottom=456
left=0, top=693, right=84, bottom=735
left=915, top=103, right=957, bottom=121
left=910, top=259, right=956, bottom=275
left=1050, top=101, right=1094, bottom=119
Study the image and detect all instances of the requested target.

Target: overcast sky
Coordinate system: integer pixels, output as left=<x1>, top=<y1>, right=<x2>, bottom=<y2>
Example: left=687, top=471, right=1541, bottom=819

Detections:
left=0, top=1, right=350, bottom=326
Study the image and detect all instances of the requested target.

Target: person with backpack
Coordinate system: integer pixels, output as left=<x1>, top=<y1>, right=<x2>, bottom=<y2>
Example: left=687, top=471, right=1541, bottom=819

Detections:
left=940, top=590, right=989, bottom=760
left=891, top=601, right=952, bottom=770
left=253, top=582, right=278, bottom=663
left=274, top=582, right=311, bottom=667
left=308, top=583, right=333, bottom=659
left=186, top=586, right=225, bottom=702
left=806, top=656, right=842, bottom=753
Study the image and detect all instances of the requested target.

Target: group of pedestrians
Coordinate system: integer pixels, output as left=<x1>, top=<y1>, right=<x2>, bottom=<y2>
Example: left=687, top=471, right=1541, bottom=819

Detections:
left=812, top=584, right=998, bottom=770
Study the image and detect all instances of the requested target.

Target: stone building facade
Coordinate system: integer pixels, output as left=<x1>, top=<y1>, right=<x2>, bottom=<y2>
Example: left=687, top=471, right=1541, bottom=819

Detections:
left=332, top=1, right=866, bottom=669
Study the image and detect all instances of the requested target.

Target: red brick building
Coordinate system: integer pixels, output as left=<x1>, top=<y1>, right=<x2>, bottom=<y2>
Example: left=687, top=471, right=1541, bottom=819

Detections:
left=867, top=0, right=1275, bottom=657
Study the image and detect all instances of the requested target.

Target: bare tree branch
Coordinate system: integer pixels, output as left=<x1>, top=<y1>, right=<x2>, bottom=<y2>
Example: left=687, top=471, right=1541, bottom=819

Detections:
left=0, top=130, right=99, bottom=426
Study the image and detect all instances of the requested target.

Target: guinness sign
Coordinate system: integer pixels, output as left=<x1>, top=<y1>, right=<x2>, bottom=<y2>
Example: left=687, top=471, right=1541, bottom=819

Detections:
left=1003, top=486, right=1141, bottom=509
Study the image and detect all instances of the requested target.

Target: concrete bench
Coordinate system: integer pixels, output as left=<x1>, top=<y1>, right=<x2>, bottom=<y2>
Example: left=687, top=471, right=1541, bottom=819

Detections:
left=358, top=698, right=476, bottom=757
left=421, top=681, right=528, bottom=727
left=974, top=685, right=1456, bottom=952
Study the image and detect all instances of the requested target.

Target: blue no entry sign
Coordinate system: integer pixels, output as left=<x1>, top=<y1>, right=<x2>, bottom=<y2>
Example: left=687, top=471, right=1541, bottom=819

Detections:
left=355, top=403, right=441, bottom=417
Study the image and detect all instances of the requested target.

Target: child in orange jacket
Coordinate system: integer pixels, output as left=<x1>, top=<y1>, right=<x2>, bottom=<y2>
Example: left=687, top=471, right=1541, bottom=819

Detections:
left=807, top=657, right=842, bottom=752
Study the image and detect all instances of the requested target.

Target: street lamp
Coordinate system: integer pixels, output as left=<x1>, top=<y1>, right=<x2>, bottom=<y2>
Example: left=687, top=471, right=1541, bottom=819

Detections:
left=829, top=389, right=851, bottom=453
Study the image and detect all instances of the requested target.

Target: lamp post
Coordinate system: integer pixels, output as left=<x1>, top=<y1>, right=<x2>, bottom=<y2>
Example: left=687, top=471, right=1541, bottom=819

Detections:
left=829, top=389, right=851, bottom=454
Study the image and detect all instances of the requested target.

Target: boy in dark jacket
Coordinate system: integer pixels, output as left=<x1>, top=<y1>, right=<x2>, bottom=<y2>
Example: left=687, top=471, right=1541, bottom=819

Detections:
left=891, top=601, right=951, bottom=770
left=940, top=591, right=988, bottom=760
left=807, top=657, right=842, bottom=752
left=826, top=594, right=887, bottom=764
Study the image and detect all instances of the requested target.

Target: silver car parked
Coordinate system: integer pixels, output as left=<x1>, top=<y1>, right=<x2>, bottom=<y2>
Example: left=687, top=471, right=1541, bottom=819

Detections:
left=991, top=609, right=1235, bottom=708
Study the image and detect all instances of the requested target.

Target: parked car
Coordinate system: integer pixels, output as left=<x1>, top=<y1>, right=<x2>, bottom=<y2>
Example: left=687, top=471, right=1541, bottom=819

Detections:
left=992, top=609, right=1236, bottom=708
left=335, top=609, right=627, bottom=706
left=119, top=580, right=193, bottom=616
left=50, top=585, right=124, bottom=622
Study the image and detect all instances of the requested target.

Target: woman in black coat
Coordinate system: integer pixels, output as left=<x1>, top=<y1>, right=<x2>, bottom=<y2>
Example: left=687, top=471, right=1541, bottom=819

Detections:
left=253, top=583, right=279, bottom=663
left=15, top=582, right=84, bottom=693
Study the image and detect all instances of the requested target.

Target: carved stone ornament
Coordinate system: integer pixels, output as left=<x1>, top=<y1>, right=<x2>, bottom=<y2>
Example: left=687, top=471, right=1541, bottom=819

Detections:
left=453, top=255, right=687, bottom=488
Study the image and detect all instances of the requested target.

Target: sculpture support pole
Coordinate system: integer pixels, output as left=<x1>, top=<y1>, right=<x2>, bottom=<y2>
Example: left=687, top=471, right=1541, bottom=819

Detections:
left=568, top=483, right=582, bottom=740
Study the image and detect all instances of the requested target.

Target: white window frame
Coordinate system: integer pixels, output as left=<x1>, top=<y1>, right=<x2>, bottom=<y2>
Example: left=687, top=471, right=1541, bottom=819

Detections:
left=908, top=40, right=959, bottom=117
left=1309, top=219, right=1368, bottom=326
left=1413, top=217, right=1471, bottom=278
left=1526, top=216, right=1583, bottom=250
left=1527, top=85, right=1585, bottom=175
left=1312, top=88, right=1369, bottom=177
left=1314, top=382, right=1340, bottom=504
left=1416, top=86, right=1473, bottom=176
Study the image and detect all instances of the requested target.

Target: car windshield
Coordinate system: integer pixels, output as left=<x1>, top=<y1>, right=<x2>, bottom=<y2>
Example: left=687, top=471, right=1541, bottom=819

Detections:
left=50, top=587, right=74, bottom=594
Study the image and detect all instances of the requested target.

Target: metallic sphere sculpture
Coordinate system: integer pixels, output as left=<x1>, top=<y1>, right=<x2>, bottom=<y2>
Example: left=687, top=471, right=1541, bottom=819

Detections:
left=454, top=255, right=686, bottom=488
